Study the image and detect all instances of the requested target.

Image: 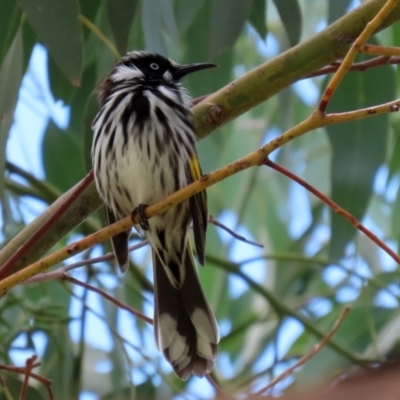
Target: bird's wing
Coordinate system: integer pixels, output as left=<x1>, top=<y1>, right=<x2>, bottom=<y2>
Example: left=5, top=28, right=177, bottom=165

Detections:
left=187, top=153, right=208, bottom=265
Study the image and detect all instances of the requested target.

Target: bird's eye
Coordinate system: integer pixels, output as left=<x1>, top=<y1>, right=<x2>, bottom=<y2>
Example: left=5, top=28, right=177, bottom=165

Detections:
left=150, top=63, right=159, bottom=70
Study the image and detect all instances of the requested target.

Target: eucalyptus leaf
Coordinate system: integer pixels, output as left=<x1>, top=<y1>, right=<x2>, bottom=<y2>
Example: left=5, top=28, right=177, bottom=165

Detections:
left=18, top=0, right=83, bottom=85
left=249, top=0, right=267, bottom=40
left=106, top=0, right=138, bottom=55
left=0, top=29, right=23, bottom=199
left=42, top=122, right=85, bottom=192
left=210, top=0, right=254, bottom=58
left=0, top=0, right=22, bottom=65
left=272, top=0, right=302, bottom=46
left=328, top=0, right=352, bottom=24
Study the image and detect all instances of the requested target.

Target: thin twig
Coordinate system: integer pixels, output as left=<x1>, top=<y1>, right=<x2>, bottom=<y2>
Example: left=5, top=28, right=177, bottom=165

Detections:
left=19, top=355, right=37, bottom=400
left=0, top=374, right=12, bottom=400
left=61, top=274, right=153, bottom=324
left=248, top=307, right=351, bottom=398
left=205, top=374, right=231, bottom=399
left=26, top=240, right=149, bottom=283
left=191, top=94, right=209, bottom=106
left=6, top=161, right=60, bottom=202
left=0, top=361, right=54, bottom=400
left=360, top=43, right=400, bottom=57
left=78, top=15, right=120, bottom=59
left=264, top=159, right=400, bottom=265
left=319, top=0, right=399, bottom=111
left=307, top=55, right=395, bottom=78
left=208, top=215, right=264, bottom=248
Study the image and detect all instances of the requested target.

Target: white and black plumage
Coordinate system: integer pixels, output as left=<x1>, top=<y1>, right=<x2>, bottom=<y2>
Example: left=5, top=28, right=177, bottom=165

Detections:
left=91, top=51, right=219, bottom=380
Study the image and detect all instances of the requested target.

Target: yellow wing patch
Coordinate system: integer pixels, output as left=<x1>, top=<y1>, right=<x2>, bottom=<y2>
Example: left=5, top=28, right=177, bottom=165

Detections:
left=189, top=153, right=202, bottom=181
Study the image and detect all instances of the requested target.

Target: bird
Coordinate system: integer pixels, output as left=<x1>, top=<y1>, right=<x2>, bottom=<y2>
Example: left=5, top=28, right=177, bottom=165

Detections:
left=91, top=51, right=220, bottom=380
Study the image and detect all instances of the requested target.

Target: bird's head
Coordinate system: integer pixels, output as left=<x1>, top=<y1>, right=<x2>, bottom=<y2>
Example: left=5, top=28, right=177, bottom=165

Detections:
left=110, top=51, right=216, bottom=84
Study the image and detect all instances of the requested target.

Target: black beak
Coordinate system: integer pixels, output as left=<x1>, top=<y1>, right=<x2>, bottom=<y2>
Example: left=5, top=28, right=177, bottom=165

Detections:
left=174, top=62, right=217, bottom=79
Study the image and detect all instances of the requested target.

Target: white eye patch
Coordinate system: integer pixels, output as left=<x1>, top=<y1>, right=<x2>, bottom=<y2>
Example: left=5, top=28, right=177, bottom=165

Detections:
left=163, top=70, right=172, bottom=81
left=111, top=65, right=143, bottom=81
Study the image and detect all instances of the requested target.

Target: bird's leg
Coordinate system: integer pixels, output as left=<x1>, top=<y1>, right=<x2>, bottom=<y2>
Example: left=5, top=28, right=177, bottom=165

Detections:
left=131, top=204, right=150, bottom=231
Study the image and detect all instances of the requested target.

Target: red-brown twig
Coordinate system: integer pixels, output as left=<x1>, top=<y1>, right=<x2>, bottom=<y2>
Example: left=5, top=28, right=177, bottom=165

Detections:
left=61, top=274, right=153, bottom=324
left=20, top=355, right=37, bottom=400
left=208, top=215, right=264, bottom=248
left=307, top=55, right=395, bottom=78
left=248, top=307, right=351, bottom=398
left=264, top=159, right=400, bottom=265
left=0, top=360, right=54, bottom=400
left=191, top=95, right=210, bottom=106
left=26, top=240, right=149, bottom=283
left=0, top=170, right=95, bottom=280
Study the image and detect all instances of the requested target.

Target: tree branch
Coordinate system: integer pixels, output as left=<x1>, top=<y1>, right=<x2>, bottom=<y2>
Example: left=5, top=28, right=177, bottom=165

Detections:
left=2, top=94, right=400, bottom=294
left=2, top=0, right=399, bottom=273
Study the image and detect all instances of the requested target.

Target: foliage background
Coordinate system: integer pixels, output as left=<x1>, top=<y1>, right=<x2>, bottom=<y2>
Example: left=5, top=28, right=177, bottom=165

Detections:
left=2, top=0, right=400, bottom=398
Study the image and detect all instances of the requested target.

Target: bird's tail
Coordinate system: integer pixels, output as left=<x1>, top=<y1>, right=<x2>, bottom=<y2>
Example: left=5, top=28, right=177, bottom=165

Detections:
left=152, top=246, right=219, bottom=380
left=106, top=208, right=130, bottom=272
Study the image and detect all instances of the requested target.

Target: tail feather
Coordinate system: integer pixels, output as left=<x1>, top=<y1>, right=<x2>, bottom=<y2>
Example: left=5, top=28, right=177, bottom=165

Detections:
left=180, top=248, right=220, bottom=345
left=106, top=208, right=130, bottom=272
left=153, top=247, right=219, bottom=380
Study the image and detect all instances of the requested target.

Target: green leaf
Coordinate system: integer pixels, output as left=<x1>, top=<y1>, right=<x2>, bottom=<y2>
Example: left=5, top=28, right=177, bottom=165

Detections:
left=0, top=28, right=23, bottom=199
left=326, top=55, right=395, bottom=259
left=135, top=380, right=157, bottom=399
left=249, top=0, right=267, bottom=40
left=328, top=0, right=352, bottom=24
left=70, top=61, right=97, bottom=132
left=0, top=375, right=45, bottom=400
left=79, top=0, right=102, bottom=22
left=210, top=0, right=254, bottom=58
left=83, top=90, right=99, bottom=171
left=42, top=328, right=75, bottom=399
left=181, top=0, right=234, bottom=94
left=388, top=118, right=400, bottom=178
left=0, top=0, right=22, bottom=65
left=18, top=0, right=83, bottom=85
left=21, top=17, right=36, bottom=70
left=141, top=0, right=178, bottom=55
left=176, top=0, right=206, bottom=33
left=127, top=1, right=145, bottom=50
left=159, top=0, right=178, bottom=44
left=42, top=122, right=85, bottom=192
left=48, top=54, right=74, bottom=102
left=272, top=0, right=302, bottom=46
left=106, top=0, right=138, bottom=55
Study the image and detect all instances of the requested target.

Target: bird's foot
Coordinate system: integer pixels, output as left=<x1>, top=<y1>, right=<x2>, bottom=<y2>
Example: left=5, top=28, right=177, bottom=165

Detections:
left=131, top=204, right=150, bottom=231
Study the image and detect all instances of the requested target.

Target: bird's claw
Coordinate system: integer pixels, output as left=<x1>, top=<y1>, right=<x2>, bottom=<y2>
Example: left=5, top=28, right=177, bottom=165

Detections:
left=132, top=204, right=150, bottom=231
